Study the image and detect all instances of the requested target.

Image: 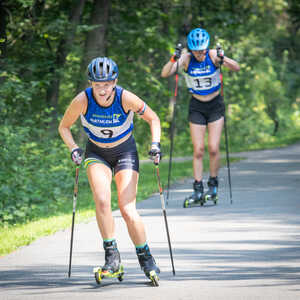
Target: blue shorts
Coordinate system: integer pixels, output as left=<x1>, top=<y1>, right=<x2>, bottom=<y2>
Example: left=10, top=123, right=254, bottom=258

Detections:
left=84, top=135, right=139, bottom=175
left=188, top=94, right=225, bottom=125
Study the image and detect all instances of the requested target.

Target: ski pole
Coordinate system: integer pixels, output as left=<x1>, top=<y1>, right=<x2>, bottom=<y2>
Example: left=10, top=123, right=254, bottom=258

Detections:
left=155, top=159, right=176, bottom=275
left=166, top=43, right=182, bottom=206
left=68, top=166, right=79, bottom=277
left=217, top=43, right=233, bottom=204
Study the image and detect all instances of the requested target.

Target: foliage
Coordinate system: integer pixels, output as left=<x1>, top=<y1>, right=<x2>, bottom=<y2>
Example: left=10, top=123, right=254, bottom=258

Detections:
left=0, top=0, right=300, bottom=227
left=0, top=117, right=78, bottom=225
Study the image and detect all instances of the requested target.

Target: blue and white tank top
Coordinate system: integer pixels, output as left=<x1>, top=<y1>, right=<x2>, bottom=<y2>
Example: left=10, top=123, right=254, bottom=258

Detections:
left=80, top=86, right=134, bottom=143
left=184, top=51, right=221, bottom=95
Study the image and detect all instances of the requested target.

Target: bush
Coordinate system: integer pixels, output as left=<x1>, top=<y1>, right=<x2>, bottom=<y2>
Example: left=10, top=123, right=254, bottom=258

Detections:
left=0, top=124, right=75, bottom=225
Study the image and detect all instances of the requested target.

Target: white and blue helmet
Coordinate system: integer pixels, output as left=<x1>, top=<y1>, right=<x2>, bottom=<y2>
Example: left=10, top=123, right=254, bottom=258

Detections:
left=87, top=57, right=119, bottom=82
left=187, top=28, right=210, bottom=51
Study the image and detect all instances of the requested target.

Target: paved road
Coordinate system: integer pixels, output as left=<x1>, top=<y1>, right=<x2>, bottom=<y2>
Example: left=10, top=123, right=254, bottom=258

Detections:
left=1, top=143, right=300, bottom=300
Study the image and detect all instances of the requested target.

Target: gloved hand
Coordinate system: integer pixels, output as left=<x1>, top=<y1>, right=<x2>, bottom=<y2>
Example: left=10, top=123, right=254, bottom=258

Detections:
left=170, top=43, right=183, bottom=62
left=148, top=142, right=162, bottom=165
left=71, top=148, right=84, bottom=166
left=216, top=43, right=224, bottom=64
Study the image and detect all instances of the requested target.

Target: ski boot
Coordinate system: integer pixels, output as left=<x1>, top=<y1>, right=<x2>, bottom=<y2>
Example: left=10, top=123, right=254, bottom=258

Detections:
left=183, top=180, right=205, bottom=208
left=136, top=244, right=160, bottom=286
left=204, top=176, right=218, bottom=205
left=93, top=240, right=124, bottom=284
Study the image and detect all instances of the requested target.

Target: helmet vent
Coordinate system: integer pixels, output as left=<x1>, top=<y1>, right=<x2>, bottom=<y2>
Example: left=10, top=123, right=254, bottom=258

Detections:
left=99, top=62, right=104, bottom=77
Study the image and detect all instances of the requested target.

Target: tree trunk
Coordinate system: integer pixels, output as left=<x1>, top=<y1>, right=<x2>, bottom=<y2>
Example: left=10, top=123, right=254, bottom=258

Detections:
left=0, top=0, right=7, bottom=60
left=76, top=0, right=110, bottom=93
left=167, top=0, right=192, bottom=125
left=0, top=0, right=7, bottom=86
left=46, top=0, right=86, bottom=127
left=273, top=119, right=279, bottom=136
left=76, top=0, right=110, bottom=144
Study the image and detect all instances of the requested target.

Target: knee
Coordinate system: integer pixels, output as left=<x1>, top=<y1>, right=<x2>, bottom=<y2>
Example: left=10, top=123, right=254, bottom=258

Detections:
left=208, top=145, right=220, bottom=157
left=94, top=195, right=110, bottom=213
left=193, top=146, right=205, bottom=159
left=120, top=206, right=138, bottom=224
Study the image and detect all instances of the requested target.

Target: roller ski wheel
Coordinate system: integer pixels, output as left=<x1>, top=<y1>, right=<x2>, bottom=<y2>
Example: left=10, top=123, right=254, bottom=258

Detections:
left=93, top=265, right=124, bottom=284
left=148, top=270, right=159, bottom=287
left=183, top=196, right=205, bottom=208
left=204, top=176, right=218, bottom=205
left=183, top=180, right=205, bottom=208
left=204, top=193, right=218, bottom=205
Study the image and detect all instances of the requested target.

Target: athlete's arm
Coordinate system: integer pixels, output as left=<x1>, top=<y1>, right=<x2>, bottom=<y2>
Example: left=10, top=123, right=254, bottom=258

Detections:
left=161, top=52, right=190, bottom=78
left=210, top=49, right=240, bottom=72
left=58, top=92, right=87, bottom=151
left=122, top=90, right=161, bottom=143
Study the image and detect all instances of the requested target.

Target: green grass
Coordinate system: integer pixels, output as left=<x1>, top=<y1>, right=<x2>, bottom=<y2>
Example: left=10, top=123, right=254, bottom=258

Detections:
left=229, top=131, right=300, bottom=153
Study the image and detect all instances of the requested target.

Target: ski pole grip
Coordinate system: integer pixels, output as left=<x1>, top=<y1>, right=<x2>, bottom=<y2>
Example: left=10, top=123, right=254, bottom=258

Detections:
left=176, top=43, right=183, bottom=50
left=216, top=43, right=224, bottom=65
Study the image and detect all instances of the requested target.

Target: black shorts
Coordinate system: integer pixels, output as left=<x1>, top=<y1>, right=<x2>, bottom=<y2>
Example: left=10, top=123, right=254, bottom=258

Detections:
left=84, top=135, right=139, bottom=175
left=188, top=94, right=225, bottom=125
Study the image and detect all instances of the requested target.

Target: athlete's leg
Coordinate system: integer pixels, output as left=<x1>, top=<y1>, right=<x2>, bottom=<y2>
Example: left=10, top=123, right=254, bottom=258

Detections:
left=116, top=169, right=160, bottom=277
left=115, top=169, right=146, bottom=245
left=207, top=117, right=224, bottom=177
left=189, top=122, right=207, bottom=181
left=87, top=163, right=114, bottom=239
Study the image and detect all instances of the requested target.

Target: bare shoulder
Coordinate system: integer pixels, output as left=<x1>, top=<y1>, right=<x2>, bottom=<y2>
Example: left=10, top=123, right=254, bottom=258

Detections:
left=74, top=91, right=87, bottom=104
left=181, top=51, right=191, bottom=70
left=122, top=89, right=144, bottom=112
left=209, top=49, right=217, bottom=57
left=122, top=89, right=141, bottom=102
left=208, top=49, right=219, bottom=65
left=69, top=91, right=88, bottom=113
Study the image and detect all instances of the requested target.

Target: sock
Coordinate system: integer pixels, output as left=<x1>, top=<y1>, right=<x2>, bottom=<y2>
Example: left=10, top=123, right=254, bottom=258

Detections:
left=135, top=242, right=147, bottom=249
left=135, top=242, right=150, bottom=255
left=103, top=238, right=117, bottom=249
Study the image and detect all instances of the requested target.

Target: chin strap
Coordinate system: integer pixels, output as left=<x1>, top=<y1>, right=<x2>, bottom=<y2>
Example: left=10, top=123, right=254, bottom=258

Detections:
left=105, top=86, right=116, bottom=102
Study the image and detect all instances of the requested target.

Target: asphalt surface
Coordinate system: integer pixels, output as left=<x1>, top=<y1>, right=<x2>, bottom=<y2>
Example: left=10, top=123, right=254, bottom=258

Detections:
left=1, top=143, right=300, bottom=300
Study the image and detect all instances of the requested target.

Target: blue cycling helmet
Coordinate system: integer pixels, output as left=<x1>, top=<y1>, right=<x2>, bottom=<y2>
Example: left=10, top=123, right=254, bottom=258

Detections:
left=187, top=28, right=210, bottom=51
left=87, top=57, right=119, bottom=82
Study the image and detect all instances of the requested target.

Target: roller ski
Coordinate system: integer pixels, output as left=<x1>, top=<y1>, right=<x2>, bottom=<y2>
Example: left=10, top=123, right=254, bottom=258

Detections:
left=183, top=180, right=205, bottom=208
left=93, top=240, right=124, bottom=284
left=136, top=244, right=160, bottom=287
left=204, top=176, right=218, bottom=205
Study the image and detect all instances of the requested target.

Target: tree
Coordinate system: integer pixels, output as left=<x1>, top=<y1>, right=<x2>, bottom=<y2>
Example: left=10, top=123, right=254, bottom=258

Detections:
left=76, top=0, right=110, bottom=93
left=46, top=0, right=86, bottom=126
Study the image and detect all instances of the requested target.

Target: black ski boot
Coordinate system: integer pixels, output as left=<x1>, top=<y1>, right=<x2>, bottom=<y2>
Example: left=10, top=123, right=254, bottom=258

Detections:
left=102, top=240, right=121, bottom=274
left=204, top=176, right=218, bottom=205
left=93, top=240, right=124, bottom=284
left=183, top=180, right=205, bottom=208
left=136, top=244, right=160, bottom=286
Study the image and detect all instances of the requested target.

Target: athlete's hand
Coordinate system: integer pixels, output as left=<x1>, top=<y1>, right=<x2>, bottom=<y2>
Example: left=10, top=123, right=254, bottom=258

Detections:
left=71, top=147, right=84, bottom=166
left=148, top=142, right=162, bottom=165
left=170, top=43, right=183, bottom=62
left=216, top=43, right=224, bottom=64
